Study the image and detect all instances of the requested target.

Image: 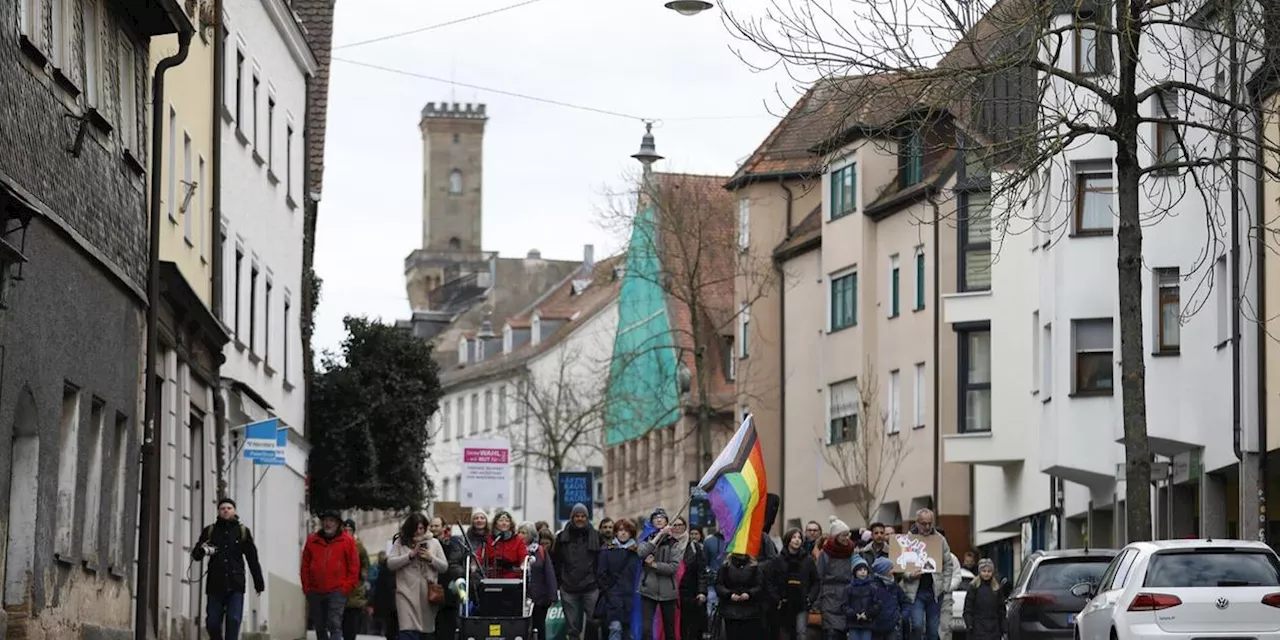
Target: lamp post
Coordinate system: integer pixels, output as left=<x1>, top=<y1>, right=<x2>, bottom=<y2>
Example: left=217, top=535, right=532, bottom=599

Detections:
left=664, top=0, right=714, bottom=15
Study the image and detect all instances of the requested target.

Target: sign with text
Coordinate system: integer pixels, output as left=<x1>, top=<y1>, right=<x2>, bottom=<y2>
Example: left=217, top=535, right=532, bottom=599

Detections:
left=556, top=472, right=595, bottom=521
left=889, top=533, right=944, bottom=573
left=243, top=418, right=286, bottom=467
left=460, top=438, right=510, bottom=508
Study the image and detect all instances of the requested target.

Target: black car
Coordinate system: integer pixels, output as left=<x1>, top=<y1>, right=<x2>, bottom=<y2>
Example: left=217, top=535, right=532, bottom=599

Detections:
left=1005, top=549, right=1118, bottom=640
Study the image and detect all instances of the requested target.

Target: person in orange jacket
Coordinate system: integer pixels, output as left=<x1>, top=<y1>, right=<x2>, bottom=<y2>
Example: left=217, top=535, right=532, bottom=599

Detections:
left=302, top=509, right=361, bottom=640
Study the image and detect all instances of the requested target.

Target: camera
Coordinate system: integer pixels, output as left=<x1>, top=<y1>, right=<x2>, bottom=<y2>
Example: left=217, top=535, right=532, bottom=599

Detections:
left=201, top=543, right=216, bottom=557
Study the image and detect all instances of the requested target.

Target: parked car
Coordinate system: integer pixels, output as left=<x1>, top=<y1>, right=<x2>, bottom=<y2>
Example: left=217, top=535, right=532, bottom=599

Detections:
left=1005, top=549, right=1117, bottom=640
left=948, top=565, right=976, bottom=640
left=1072, top=539, right=1280, bottom=640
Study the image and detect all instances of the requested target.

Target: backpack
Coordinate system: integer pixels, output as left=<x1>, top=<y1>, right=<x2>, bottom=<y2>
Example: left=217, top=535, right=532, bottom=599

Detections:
left=847, top=582, right=881, bottom=625
left=203, top=523, right=249, bottom=546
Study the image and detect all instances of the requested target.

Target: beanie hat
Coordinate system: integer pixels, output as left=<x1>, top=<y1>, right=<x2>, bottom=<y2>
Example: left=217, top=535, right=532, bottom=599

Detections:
left=828, top=515, right=850, bottom=537
left=571, top=503, right=589, bottom=517
left=872, top=557, right=895, bottom=576
left=978, top=558, right=995, bottom=572
left=860, top=529, right=874, bottom=543
left=852, top=554, right=869, bottom=569
left=650, top=508, right=669, bottom=523
left=343, top=518, right=356, bottom=531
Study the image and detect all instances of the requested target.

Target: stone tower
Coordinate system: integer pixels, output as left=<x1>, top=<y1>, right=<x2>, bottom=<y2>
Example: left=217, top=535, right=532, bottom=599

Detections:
left=405, top=102, right=491, bottom=311
left=421, top=101, right=486, bottom=252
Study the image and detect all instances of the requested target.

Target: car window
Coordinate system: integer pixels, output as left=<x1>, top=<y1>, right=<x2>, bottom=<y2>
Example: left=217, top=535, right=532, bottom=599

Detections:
left=1013, top=557, right=1037, bottom=590
left=1144, top=550, right=1280, bottom=588
left=1093, top=550, right=1126, bottom=591
left=1110, top=550, right=1139, bottom=590
left=1027, top=558, right=1112, bottom=591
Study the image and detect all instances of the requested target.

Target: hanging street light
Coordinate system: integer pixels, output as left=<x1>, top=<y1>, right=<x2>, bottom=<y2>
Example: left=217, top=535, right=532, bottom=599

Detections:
left=664, top=0, right=714, bottom=16
left=631, top=121, right=663, bottom=168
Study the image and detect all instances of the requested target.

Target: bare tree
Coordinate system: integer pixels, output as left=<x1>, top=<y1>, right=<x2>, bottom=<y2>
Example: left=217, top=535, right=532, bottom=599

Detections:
left=722, top=0, right=1280, bottom=542
left=600, top=170, right=779, bottom=473
left=820, top=368, right=914, bottom=526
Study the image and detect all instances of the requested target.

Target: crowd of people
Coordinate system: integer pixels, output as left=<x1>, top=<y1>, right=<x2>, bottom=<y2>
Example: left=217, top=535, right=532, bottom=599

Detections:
left=192, top=497, right=1011, bottom=640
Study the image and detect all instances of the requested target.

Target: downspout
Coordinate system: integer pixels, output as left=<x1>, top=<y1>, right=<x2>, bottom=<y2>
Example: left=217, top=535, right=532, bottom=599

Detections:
left=931, top=192, right=941, bottom=510
left=777, top=178, right=794, bottom=528
left=138, top=26, right=194, bottom=640
left=1231, top=0, right=1244, bottom=466
left=1253, top=77, right=1269, bottom=546
left=211, top=0, right=228, bottom=502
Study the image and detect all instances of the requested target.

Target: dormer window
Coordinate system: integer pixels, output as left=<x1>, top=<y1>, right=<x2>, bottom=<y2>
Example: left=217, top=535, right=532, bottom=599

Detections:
left=830, top=163, right=856, bottom=220
left=458, top=337, right=470, bottom=365
left=449, top=169, right=463, bottom=195
left=531, top=314, right=542, bottom=346
left=898, top=129, right=924, bottom=188
left=503, top=324, right=513, bottom=353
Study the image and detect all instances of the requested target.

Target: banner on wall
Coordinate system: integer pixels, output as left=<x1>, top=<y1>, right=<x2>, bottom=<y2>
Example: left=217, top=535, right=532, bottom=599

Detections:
left=243, top=418, right=286, bottom=467
left=460, top=438, right=511, bottom=508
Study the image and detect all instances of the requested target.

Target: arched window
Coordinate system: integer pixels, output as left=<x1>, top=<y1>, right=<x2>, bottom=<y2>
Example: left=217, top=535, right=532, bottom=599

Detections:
left=449, top=169, right=463, bottom=195
left=448, top=237, right=461, bottom=250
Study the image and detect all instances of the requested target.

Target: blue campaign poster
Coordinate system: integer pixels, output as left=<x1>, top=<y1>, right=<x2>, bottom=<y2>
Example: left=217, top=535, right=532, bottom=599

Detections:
left=556, top=471, right=594, bottom=521
left=243, top=417, right=286, bottom=466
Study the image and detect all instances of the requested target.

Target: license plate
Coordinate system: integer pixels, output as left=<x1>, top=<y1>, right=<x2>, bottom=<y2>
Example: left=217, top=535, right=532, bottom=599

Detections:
left=1067, top=614, right=1077, bottom=625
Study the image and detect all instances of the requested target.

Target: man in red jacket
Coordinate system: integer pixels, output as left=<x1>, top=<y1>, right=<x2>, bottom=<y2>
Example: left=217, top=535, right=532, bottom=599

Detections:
left=302, top=509, right=360, bottom=640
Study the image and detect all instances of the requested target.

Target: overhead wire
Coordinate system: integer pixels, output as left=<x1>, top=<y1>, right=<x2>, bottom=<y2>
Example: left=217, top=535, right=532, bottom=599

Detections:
left=333, top=0, right=553, bottom=50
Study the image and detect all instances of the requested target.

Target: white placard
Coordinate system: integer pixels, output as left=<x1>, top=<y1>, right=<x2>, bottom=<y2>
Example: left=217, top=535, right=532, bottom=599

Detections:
left=460, top=437, right=510, bottom=508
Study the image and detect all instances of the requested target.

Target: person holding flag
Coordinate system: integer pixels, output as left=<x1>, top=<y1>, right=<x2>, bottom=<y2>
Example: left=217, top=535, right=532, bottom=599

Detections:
left=635, top=509, right=680, bottom=640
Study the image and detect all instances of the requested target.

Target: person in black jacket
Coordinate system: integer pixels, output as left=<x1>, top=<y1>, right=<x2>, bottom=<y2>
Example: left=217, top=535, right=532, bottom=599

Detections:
left=430, top=516, right=468, bottom=640
left=756, top=494, right=784, bottom=640
left=191, top=498, right=265, bottom=640
left=374, top=540, right=399, bottom=640
left=962, top=559, right=1007, bottom=640
left=554, top=503, right=602, bottom=640
left=673, top=517, right=708, bottom=640
left=716, top=553, right=766, bottom=640
left=779, top=528, right=819, bottom=640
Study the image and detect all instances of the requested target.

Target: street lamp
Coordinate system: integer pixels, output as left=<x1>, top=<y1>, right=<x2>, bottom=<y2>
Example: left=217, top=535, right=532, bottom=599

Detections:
left=664, top=0, right=714, bottom=16
left=631, top=121, right=663, bottom=169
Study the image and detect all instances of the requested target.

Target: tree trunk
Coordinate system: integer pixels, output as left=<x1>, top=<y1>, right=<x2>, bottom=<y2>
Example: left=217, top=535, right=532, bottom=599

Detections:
left=1114, top=0, right=1153, bottom=543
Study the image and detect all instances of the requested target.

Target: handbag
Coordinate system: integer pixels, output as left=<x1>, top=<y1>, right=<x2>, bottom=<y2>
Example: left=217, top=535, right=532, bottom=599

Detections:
left=428, top=581, right=446, bottom=605
left=807, top=610, right=823, bottom=627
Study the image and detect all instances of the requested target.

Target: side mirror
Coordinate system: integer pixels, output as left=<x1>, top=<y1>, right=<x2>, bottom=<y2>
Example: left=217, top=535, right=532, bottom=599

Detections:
left=1069, top=582, right=1094, bottom=599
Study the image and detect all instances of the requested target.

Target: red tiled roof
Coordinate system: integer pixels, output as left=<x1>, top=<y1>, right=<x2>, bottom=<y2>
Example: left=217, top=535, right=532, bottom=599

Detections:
left=292, top=0, right=336, bottom=193
left=773, top=205, right=823, bottom=259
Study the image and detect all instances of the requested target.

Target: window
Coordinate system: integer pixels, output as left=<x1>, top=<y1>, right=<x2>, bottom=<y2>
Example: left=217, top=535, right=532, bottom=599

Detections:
left=441, top=477, right=450, bottom=500
left=449, top=169, right=463, bottom=195
left=198, top=157, right=206, bottom=260
left=249, top=265, right=259, bottom=351
left=50, top=0, right=66, bottom=68
left=888, top=369, right=901, bottom=433
left=484, top=390, right=493, bottom=432
left=1075, top=165, right=1114, bottom=233
left=283, top=297, right=291, bottom=380
left=959, top=328, right=992, bottom=432
left=55, top=385, right=80, bottom=560
left=960, top=191, right=992, bottom=291
left=1144, top=550, right=1280, bottom=588
left=913, top=363, right=926, bottom=428
left=455, top=401, right=464, bottom=438
left=738, top=303, right=751, bottom=358
left=1074, top=12, right=1100, bottom=74
left=442, top=400, right=452, bottom=441
left=738, top=197, right=750, bottom=250
left=513, top=464, right=525, bottom=508
left=235, top=50, right=245, bottom=123
left=81, top=400, right=105, bottom=562
left=286, top=124, right=294, bottom=196
left=830, top=163, right=857, bottom=219
left=828, top=379, right=859, bottom=443
left=498, top=385, right=507, bottom=429
left=1154, top=90, right=1180, bottom=166
left=724, top=335, right=737, bottom=381
left=914, top=249, right=926, bottom=310
left=267, top=97, right=276, bottom=169
left=1032, top=311, right=1041, bottom=392
left=84, top=0, right=102, bottom=108
left=1216, top=255, right=1230, bottom=344
left=470, top=393, right=480, bottom=435
left=899, top=129, right=924, bottom=187
left=889, top=255, right=901, bottom=317
left=118, top=37, right=138, bottom=153
left=831, top=271, right=858, bottom=330
left=108, top=413, right=128, bottom=569
left=251, top=74, right=260, bottom=146
left=453, top=133, right=460, bottom=144
left=234, top=249, right=243, bottom=336
left=1043, top=323, right=1054, bottom=400
left=264, top=279, right=272, bottom=366
left=18, top=0, right=36, bottom=41
left=1073, top=318, right=1114, bottom=394
left=1156, top=268, right=1180, bottom=353
left=167, top=108, right=177, bottom=220
left=182, top=133, right=192, bottom=240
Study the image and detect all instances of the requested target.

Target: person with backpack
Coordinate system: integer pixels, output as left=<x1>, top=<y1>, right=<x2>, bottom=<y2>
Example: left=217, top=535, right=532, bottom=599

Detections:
left=871, top=558, right=911, bottom=640
left=845, top=557, right=881, bottom=640
left=191, top=498, right=265, bottom=640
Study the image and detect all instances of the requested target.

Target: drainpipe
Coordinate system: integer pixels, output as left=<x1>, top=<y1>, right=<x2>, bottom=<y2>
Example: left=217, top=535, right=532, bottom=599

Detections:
left=211, top=0, right=229, bottom=502
left=931, top=192, right=941, bottom=511
left=1230, top=0, right=1243, bottom=467
left=777, top=178, right=794, bottom=528
left=1252, top=75, right=1270, bottom=546
left=138, top=26, right=194, bottom=640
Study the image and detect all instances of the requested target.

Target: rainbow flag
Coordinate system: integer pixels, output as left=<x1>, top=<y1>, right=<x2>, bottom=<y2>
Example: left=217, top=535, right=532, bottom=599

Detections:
left=697, top=414, right=767, bottom=557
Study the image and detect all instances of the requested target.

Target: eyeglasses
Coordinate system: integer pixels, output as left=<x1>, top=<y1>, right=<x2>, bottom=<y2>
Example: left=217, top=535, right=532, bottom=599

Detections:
left=672, top=523, right=687, bottom=528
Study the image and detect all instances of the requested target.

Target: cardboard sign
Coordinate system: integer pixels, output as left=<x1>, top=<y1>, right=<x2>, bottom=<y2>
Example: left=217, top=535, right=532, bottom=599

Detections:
left=432, top=501, right=472, bottom=529
left=889, top=533, right=943, bottom=573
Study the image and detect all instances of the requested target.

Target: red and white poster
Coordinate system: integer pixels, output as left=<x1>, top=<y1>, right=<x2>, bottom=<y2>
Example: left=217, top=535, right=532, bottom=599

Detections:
left=460, top=437, right=511, bottom=508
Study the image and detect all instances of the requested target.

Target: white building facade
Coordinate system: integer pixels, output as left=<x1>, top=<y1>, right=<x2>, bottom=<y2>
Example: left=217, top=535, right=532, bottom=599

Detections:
left=217, top=0, right=315, bottom=637
left=942, top=5, right=1262, bottom=575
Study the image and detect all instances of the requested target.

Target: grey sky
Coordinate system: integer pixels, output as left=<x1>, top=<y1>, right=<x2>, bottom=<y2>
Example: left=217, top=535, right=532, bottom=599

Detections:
left=312, top=0, right=797, bottom=354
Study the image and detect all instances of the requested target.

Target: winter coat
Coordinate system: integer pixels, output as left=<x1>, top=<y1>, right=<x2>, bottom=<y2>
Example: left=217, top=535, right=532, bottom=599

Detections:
left=526, top=543, right=560, bottom=607
left=373, top=554, right=399, bottom=635
left=900, top=525, right=955, bottom=602
left=438, top=534, right=468, bottom=608
left=857, top=542, right=891, bottom=567
left=595, top=543, right=642, bottom=624
left=301, top=530, right=361, bottom=595
left=844, top=574, right=882, bottom=630
left=553, top=523, right=602, bottom=593
left=872, top=577, right=911, bottom=635
left=636, top=535, right=680, bottom=602
left=779, top=546, right=819, bottom=616
left=677, top=540, right=708, bottom=602
left=815, top=538, right=858, bottom=631
left=963, top=579, right=1007, bottom=640
left=488, top=531, right=528, bottom=579
left=715, top=555, right=765, bottom=621
left=387, top=535, right=449, bottom=633
left=466, top=527, right=491, bottom=573
left=756, top=535, right=783, bottom=608
left=345, top=538, right=371, bottom=608
left=191, top=517, right=265, bottom=596
left=704, top=533, right=726, bottom=575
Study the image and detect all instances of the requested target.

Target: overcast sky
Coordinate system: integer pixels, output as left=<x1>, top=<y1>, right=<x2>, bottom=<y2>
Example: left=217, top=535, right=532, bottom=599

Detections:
left=312, top=0, right=803, bottom=354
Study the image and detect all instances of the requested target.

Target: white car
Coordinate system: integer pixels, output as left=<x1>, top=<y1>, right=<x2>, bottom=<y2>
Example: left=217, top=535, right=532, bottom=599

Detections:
left=1072, top=539, right=1280, bottom=640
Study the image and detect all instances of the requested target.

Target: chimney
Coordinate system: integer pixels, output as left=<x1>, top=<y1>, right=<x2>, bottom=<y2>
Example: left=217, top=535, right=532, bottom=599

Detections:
left=583, top=244, right=595, bottom=275
left=527, top=249, right=542, bottom=260
left=478, top=312, right=495, bottom=339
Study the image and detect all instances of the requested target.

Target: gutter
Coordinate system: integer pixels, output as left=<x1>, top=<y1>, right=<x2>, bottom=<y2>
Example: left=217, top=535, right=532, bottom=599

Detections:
left=777, top=178, right=794, bottom=531
left=138, top=25, right=194, bottom=640
left=212, top=0, right=228, bottom=502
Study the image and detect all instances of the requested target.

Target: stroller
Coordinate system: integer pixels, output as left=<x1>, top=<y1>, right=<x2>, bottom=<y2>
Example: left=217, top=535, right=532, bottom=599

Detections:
left=456, top=552, right=538, bottom=640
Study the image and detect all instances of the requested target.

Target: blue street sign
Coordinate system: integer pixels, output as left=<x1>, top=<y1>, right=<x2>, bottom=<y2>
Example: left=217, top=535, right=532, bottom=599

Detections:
left=243, top=418, right=286, bottom=466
